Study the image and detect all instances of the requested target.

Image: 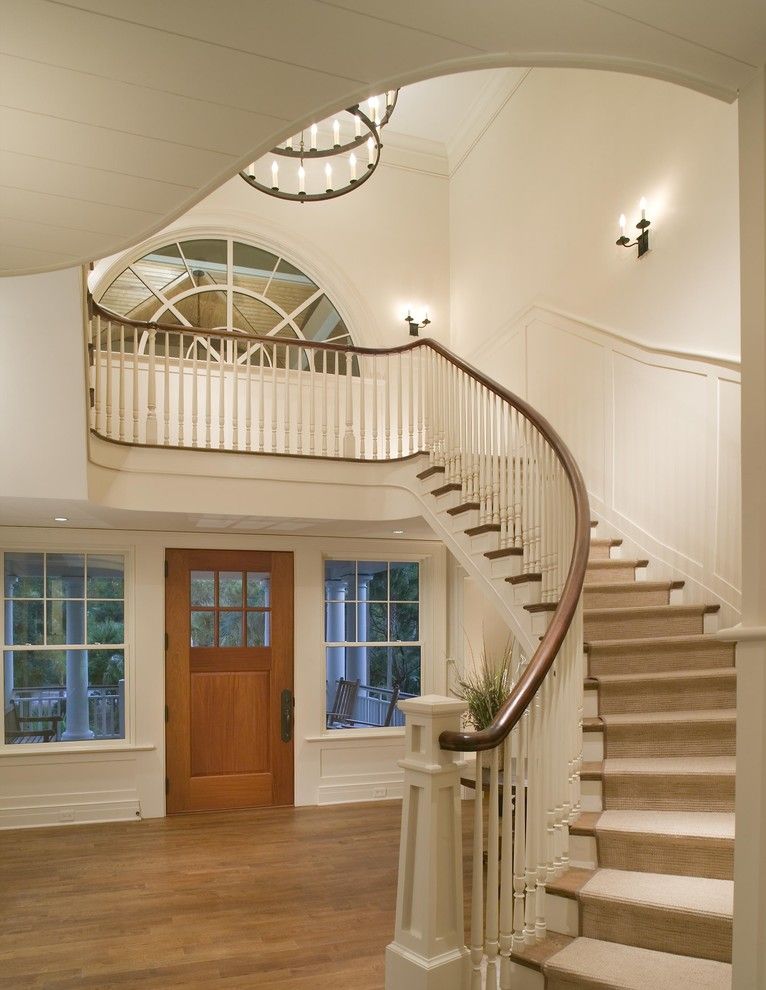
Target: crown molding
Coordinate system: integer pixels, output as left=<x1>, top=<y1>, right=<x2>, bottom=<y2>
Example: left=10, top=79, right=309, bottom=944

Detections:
left=381, top=131, right=449, bottom=177
left=447, top=68, right=533, bottom=176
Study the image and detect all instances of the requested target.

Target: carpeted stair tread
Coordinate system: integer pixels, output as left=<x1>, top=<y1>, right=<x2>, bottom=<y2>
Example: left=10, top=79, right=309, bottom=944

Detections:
left=543, top=937, right=732, bottom=990
left=601, top=708, right=735, bottom=726
left=604, top=755, right=736, bottom=775
left=592, top=668, right=735, bottom=686
left=602, top=756, right=736, bottom=812
left=595, top=810, right=734, bottom=840
left=581, top=869, right=732, bottom=918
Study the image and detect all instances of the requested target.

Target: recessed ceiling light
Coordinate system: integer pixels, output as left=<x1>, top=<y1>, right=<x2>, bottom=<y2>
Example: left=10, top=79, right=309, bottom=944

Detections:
left=54, top=517, right=68, bottom=523
left=393, top=529, right=404, bottom=535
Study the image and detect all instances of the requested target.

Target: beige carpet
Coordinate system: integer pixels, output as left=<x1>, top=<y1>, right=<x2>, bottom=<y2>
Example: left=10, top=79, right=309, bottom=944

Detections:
left=594, top=810, right=734, bottom=879
left=587, top=635, right=734, bottom=676
left=594, top=668, right=736, bottom=715
left=600, top=709, right=736, bottom=758
left=544, top=937, right=732, bottom=990
left=602, top=756, right=736, bottom=812
left=579, top=869, right=733, bottom=962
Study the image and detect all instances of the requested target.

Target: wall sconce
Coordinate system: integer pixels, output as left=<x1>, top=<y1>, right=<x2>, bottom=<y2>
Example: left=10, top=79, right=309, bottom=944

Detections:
left=616, top=197, right=651, bottom=258
left=404, top=307, right=431, bottom=337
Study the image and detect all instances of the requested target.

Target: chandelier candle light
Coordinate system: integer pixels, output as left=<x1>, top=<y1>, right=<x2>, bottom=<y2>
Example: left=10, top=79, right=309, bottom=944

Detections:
left=240, top=91, right=398, bottom=203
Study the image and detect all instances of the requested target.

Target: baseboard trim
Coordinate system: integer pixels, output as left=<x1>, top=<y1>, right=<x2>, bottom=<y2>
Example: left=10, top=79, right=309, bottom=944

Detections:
left=0, top=792, right=141, bottom=829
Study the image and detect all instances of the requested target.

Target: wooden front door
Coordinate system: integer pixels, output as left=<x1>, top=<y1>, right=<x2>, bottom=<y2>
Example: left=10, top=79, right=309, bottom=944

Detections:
left=165, top=549, right=294, bottom=813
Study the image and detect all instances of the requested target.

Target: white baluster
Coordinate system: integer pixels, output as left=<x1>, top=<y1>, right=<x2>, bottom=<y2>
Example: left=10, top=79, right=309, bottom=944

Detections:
left=217, top=336, right=225, bottom=449
left=418, top=347, right=425, bottom=451
left=271, top=340, right=278, bottom=453
left=485, top=746, right=501, bottom=986
left=310, top=346, right=317, bottom=456
left=118, top=323, right=126, bottom=441
left=321, top=349, right=328, bottom=457
left=334, top=348, right=341, bottom=456
left=285, top=343, right=292, bottom=454
left=385, top=351, right=392, bottom=458
left=359, top=353, right=366, bottom=459
left=191, top=336, right=199, bottom=448
left=499, top=732, right=515, bottom=989
left=205, top=340, right=212, bottom=449
left=231, top=338, right=239, bottom=451
left=146, top=327, right=158, bottom=444
left=372, top=353, right=379, bottom=459
left=132, top=324, right=139, bottom=443
left=513, top=716, right=528, bottom=951
left=246, top=341, right=253, bottom=452
left=257, top=341, right=264, bottom=452
left=397, top=351, right=404, bottom=459
left=105, top=320, right=113, bottom=438
left=408, top=349, right=415, bottom=457
left=344, top=350, right=355, bottom=457
left=177, top=332, right=185, bottom=447
left=161, top=331, right=170, bottom=445
left=470, top=751, right=484, bottom=990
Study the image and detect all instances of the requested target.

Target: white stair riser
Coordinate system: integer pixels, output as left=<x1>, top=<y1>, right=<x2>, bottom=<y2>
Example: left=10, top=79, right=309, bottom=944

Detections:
left=507, top=580, right=543, bottom=607
left=528, top=609, right=554, bottom=636
left=432, top=487, right=463, bottom=512
left=570, top=833, right=598, bottom=870
left=448, top=508, right=480, bottom=532
left=580, top=778, right=603, bottom=812
left=584, top=686, right=598, bottom=718
left=583, top=731, right=604, bottom=762
left=468, top=530, right=501, bottom=554
left=489, top=555, right=524, bottom=579
left=546, top=892, right=580, bottom=937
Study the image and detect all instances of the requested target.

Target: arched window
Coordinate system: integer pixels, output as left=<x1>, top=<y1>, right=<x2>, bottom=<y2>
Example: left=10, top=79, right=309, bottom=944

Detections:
left=97, top=236, right=353, bottom=347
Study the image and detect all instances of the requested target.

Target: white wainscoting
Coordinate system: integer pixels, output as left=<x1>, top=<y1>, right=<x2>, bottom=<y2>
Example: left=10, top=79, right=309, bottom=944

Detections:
left=469, top=306, right=742, bottom=622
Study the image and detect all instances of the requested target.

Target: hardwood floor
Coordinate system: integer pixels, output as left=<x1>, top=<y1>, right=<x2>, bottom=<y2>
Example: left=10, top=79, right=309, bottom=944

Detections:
left=0, top=802, right=406, bottom=990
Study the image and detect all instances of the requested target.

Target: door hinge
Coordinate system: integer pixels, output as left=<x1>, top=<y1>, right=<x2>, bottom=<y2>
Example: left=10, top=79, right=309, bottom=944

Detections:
left=164, top=559, right=169, bottom=578
left=165, top=632, right=169, bottom=651
left=164, top=705, right=169, bottom=723
left=165, top=777, right=169, bottom=795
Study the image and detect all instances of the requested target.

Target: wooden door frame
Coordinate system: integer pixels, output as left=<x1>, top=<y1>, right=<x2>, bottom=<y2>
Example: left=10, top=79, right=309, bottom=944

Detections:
left=164, top=548, right=294, bottom=813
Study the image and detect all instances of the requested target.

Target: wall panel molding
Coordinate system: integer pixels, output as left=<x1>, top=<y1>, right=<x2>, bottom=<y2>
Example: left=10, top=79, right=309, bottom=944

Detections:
left=467, top=305, right=742, bottom=621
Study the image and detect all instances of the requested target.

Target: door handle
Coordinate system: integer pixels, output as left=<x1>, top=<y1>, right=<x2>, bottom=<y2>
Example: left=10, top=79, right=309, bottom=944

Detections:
left=280, top=689, right=294, bottom=743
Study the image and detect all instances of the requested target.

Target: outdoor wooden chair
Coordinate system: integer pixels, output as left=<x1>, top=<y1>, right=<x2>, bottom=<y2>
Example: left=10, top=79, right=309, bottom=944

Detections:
left=326, top=678, right=360, bottom=728
left=4, top=701, right=61, bottom=744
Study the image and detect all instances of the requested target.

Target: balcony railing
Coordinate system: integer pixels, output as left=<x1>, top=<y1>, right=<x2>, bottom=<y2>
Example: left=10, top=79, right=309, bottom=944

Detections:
left=11, top=684, right=124, bottom=740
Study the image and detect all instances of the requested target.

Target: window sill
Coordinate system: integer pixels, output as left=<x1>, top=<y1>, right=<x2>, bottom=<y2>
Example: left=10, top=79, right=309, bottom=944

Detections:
left=304, top=728, right=405, bottom=742
left=0, top=742, right=156, bottom=758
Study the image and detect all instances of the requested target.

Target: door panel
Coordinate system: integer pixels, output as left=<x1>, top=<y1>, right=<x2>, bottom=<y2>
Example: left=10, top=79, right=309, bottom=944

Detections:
left=165, top=549, right=293, bottom=813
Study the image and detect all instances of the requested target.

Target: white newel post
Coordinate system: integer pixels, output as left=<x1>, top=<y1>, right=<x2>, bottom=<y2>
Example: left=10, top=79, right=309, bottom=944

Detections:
left=386, top=695, right=470, bottom=990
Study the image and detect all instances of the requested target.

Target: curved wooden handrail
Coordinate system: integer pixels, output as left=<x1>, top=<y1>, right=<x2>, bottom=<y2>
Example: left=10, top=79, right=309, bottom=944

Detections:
left=89, top=296, right=590, bottom=753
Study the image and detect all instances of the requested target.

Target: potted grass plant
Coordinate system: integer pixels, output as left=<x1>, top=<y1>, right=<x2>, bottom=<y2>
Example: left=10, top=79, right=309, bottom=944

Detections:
left=454, top=638, right=515, bottom=768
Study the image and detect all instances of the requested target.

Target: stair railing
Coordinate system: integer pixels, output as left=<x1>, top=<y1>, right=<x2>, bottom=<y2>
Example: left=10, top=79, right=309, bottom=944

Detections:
left=87, top=298, right=590, bottom=988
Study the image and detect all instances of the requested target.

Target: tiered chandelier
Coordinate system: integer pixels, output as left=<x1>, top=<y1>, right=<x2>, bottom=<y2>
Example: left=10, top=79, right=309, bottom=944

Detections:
left=240, top=91, right=399, bottom=203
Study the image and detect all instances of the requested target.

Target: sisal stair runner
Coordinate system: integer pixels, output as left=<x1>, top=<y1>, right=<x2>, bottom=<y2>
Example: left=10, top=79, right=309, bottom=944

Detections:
left=540, top=527, right=735, bottom=988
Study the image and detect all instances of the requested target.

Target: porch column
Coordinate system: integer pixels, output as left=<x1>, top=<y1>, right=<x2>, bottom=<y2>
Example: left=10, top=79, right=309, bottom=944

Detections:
left=727, top=65, right=766, bottom=990
left=3, top=599, right=13, bottom=704
left=386, top=696, right=470, bottom=990
left=325, top=579, right=348, bottom=710
left=61, top=596, right=93, bottom=741
left=347, top=573, right=372, bottom=685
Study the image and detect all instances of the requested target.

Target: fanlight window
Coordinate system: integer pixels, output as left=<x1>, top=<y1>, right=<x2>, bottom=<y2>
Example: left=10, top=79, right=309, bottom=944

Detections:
left=98, top=237, right=353, bottom=348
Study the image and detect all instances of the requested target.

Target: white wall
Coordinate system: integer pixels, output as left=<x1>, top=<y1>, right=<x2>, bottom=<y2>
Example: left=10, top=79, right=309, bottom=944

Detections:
left=450, top=68, right=740, bottom=362
left=0, top=526, right=446, bottom=828
left=0, top=267, right=89, bottom=500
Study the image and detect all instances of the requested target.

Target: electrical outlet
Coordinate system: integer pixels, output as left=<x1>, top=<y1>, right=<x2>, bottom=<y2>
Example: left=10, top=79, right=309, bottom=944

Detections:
left=59, top=807, right=75, bottom=823
left=372, top=786, right=387, bottom=799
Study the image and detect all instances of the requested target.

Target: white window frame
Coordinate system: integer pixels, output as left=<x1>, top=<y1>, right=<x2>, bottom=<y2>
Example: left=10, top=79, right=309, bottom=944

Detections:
left=0, top=545, right=135, bottom=753
left=321, top=553, right=429, bottom=738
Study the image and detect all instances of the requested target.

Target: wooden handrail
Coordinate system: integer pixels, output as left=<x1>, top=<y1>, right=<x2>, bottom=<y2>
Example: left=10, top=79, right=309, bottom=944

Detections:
left=89, top=296, right=590, bottom=753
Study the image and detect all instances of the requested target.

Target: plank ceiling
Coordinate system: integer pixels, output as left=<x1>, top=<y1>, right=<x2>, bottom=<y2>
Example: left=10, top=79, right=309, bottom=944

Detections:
left=2, top=0, right=765, bottom=276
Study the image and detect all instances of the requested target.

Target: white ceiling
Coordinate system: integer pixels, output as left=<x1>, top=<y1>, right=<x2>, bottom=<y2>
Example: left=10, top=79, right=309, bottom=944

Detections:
left=2, top=0, right=765, bottom=277
left=0, top=497, right=437, bottom=541
left=385, top=70, right=504, bottom=149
